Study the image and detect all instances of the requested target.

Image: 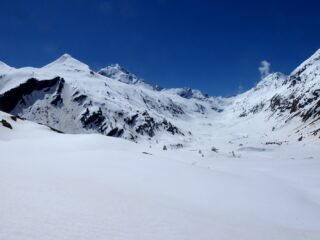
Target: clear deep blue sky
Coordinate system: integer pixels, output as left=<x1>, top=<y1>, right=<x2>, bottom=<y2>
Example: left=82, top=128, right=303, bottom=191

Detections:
left=0, top=0, right=320, bottom=96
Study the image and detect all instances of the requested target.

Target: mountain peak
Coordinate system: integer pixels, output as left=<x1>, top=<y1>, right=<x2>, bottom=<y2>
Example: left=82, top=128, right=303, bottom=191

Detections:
left=162, top=87, right=209, bottom=100
left=58, top=53, right=73, bottom=60
left=99, top=64, right=137, bottom=82
left=43, top=53, right=90, bottom=72
left=108, top=63, right=127, bottom=72
left=254, top=72, right=286, bottom=91
left=98, top=64, right=162, bottom=90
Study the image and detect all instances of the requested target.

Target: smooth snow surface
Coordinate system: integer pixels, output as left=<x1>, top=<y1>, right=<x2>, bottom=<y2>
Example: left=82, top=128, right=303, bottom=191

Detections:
left=1, top=112, right=320, bottom=240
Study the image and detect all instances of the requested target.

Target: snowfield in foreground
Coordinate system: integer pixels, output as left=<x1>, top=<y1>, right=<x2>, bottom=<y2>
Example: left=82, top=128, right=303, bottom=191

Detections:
left=1, top=112, right=320, bottom=240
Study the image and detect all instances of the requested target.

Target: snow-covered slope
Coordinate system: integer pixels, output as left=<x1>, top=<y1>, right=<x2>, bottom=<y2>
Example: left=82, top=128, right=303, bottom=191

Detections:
left=0, top=50, right=320, bottom=145
left=229, top=50, right=320, bottom=140
left=1, top=110, right=320, bottom=240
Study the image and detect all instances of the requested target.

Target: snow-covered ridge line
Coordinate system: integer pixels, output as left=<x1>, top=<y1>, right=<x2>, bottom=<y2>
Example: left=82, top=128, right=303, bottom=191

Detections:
left=0, top=49, right=320, bottom=143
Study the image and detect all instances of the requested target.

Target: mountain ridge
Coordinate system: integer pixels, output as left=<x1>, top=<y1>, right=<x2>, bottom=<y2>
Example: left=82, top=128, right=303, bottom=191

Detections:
left=0, top=50, right=319, bottom=144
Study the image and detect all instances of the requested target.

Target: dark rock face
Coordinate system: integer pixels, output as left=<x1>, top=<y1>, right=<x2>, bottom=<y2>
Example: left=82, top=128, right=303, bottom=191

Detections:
left=124, top=114, right=139, bottom=126
left=50, top=79, right=65, bottom=106
left=135, top=111, right=157, bottom=137
left=107, top=127, right=124, bottom=137
left=269, top=94, right=288, bottom=112
left=312, top=128, right=320, bottom=136
left=195, top=103, right=206, bottom=114
left=132, top=111, right=183, bottom=137
left=161, top=119, right=183, bottom=136
left=123, top=111, right=183, bottom=138
left=73, top=94, right=87, bottom=105
left=239, top=102, right=266, bottom=117
left=162, top=102, right=185, bottom=116
left=268, top=89, right=320, bottom=123
left=301, top=99, right=320, bottom=122
left=0, top=77, right=63, bottom=112
left=51, top=94, right=63, bottom=106
left=80, top=108, right=106, bottom=132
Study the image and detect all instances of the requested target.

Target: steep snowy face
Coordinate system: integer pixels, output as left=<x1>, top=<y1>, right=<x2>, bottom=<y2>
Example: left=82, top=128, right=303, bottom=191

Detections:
left=269, top=50, right=320, bottom=126
left=162, top=87, right=209, bottom=100
left=231, top=72, right=287, bottom=118
left=254, top=72, right=286, bottom=90
left=290, top=49, right=320, bottom=76
left=228, top=49, right=320, bottom=139
left=98, top=64, right=158, bottom=90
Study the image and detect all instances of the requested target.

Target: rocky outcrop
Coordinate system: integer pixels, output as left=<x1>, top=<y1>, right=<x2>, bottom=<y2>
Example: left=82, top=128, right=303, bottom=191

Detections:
left=0, top=77, right=63, bottom=112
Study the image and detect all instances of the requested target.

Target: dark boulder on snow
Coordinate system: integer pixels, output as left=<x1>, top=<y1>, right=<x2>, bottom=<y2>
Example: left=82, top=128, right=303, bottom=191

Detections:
left=1, top=119, right=12, bottom=129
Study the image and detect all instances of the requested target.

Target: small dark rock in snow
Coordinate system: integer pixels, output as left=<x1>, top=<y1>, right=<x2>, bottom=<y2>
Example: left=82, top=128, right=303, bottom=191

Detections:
left=142, top=152, right=152, bottom=155
left=211, top=147, right=219, bottom=152
left=73, top=94, right=87, bottom=105
left=1, top=119, right=13, bottom=129
left=265, top=141, right=282, bottom=146
left=170, top=143, right=184, bottom=149
left=49, top=127, right=64, bottom=134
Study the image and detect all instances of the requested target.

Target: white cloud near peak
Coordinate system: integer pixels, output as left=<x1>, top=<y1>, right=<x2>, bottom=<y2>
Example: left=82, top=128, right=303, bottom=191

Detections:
left=259, top=60, right=271, bottom=79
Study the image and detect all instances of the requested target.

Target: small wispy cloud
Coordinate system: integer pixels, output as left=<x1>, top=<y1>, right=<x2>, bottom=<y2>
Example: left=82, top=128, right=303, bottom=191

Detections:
left=259, top=60, right=271, bottom=79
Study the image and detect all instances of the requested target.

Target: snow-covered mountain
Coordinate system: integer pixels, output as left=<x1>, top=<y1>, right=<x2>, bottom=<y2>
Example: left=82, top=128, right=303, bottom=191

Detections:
left=1, top=52, right=320, bottom=240
left=230, top=50, right=320, bottom=140
left=98, top=63, right=159, bottom=90
left=0, top=54, right=226, bottom=142
left=0, top=50, right=320, bottom=144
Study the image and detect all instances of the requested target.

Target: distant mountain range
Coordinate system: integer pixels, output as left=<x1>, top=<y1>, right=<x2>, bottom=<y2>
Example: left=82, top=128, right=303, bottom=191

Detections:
left=0, top=50, right=320, bottom=144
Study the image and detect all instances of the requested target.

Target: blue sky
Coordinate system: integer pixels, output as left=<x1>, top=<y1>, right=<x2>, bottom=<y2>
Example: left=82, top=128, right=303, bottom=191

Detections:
left=0, top=0, right=319, bottom=96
